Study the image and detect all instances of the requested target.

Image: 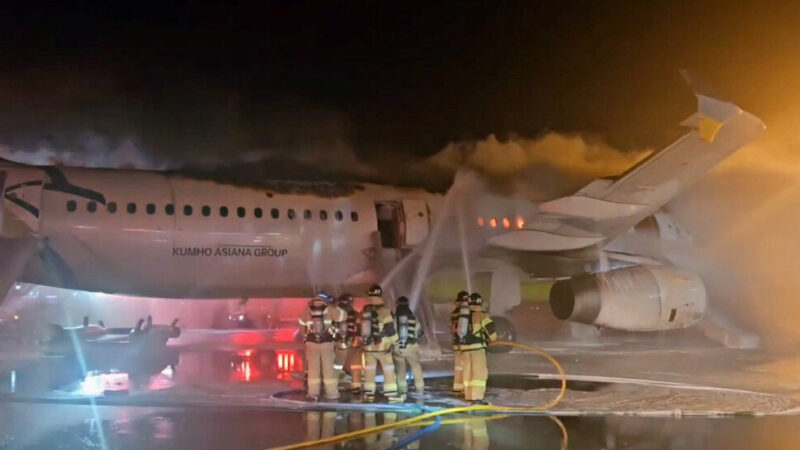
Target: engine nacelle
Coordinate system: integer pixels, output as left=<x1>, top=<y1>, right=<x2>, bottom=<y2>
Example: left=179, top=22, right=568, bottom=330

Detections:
left=549, top=266, right=706, bottom=331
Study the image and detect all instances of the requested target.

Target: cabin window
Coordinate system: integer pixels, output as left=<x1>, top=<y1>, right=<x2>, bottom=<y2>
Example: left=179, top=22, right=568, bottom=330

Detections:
left=146, top=203, right=156, bottom=215
left=271, top=208, right=279, bottom=219
left=320, top=210, right=328, bottom=221
left=184, top=205, right=193, bottom=216
left=219, top=206, right=229, bottom=217
left=202, top=205, right=211, bottom=217
left=107, top=202, right=117, bottom=213
left=288, top=209, right=296, bottom=220
left=237, top=207, right=246, bottom=218
left=165, top=204, right=175, bottom=215
left=127, top=203, right=137, bottom=214
left=254, top=207, right=263, bottom=218
left=304, top=209, right=312, bottom=220
left=87, top=201, right=97, bottom=213
left=335, top=210, right=343, bottom=221
left=66, top=200, right=77, bottom=212
left=351, top=211, right=359, bottom=222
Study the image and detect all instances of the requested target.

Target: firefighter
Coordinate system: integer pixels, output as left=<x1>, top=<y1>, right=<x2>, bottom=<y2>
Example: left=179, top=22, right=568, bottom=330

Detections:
left=457, top=292, right=498, bottom=404
left=461, top=418, right=490, bottom=450
left=304, top=411, right=337, bottom=450
left=451, top=290, right=470, bottom=394
left=298, top=293, right=340, bottom=401
left=364, top=412, right=399, bottom=449
left=330, top=294, right=351, bottom=377
left=393, top=296, right=424, bottom=395
left=334, top=294, right=363, bottom=392
left=360, top=284, right=402, bottom=402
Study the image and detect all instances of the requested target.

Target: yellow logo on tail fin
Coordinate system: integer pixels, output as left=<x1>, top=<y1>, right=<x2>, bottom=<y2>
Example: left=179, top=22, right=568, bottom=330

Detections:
left=699, top=115, right=724, bottom=143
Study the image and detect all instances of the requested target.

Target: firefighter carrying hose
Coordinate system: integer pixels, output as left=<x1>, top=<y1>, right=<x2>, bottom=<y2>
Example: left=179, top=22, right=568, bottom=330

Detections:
left=298, top=292, right=340, bottom=401
left=393, top=296, right=424, bottom=395
left=451, top=290, right=470, bottom=394
left=360, top=284, right=402, bottom=402
left=456, top=292, right=498, bottom=404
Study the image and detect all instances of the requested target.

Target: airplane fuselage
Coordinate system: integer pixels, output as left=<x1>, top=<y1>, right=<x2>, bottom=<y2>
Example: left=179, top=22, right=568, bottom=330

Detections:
left=3, top=165, right=443, bottom=298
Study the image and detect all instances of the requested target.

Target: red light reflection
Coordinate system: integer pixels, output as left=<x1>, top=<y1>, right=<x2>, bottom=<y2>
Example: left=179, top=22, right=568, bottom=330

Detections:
left=236, top=348, right=254, bottom=357
left=232, top=351, right=262, bottom=382
left=276, top=349, right=302, bottom=372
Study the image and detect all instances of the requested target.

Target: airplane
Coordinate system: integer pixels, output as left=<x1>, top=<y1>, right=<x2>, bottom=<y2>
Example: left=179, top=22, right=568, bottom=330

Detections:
left=0, top=91, right=765, bottom=345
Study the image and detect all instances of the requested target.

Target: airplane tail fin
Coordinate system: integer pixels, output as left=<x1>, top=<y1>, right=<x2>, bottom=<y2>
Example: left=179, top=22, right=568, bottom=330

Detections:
left=540, top=92, right=765, bottom=218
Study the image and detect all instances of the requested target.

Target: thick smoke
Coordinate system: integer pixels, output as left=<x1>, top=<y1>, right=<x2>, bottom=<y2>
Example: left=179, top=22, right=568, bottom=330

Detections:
left=0, top=134, right=176, bottom=170
left=668, top=116, right=800, bottom=352
left=426, top=132, right=649, bottom=199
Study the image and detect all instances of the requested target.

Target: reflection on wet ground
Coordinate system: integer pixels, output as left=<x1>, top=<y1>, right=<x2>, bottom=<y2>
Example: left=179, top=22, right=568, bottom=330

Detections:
left=3, top=403, right=800, bottom=449
left=1, top=330, right=800, bottom=448
left=0, top=347, right=309, bottom=398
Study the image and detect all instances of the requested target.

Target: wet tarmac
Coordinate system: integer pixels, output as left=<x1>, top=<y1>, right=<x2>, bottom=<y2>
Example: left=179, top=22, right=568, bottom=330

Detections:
left=0, top=329, right=800, bottom=448
left=3, top=403, right=800, bottom=449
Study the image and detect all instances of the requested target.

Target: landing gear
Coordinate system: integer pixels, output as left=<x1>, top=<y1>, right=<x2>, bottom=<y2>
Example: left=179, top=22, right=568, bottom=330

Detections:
left=487, top=316, right=516, bottom=353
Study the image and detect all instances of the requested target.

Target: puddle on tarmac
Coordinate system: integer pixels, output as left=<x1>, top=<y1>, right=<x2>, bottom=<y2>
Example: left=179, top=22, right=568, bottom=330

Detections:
left=0, top=347, right=305, bottom=397
left=2, top=403, right=800, bottom=450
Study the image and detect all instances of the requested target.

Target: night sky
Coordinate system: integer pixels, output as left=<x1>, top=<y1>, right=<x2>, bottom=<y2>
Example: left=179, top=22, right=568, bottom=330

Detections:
left=0, top=1, right=799, bottom=173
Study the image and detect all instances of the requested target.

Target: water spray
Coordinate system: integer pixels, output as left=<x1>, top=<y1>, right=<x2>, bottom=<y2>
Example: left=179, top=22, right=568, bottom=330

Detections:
left=456, top=203, right=473, bottom=293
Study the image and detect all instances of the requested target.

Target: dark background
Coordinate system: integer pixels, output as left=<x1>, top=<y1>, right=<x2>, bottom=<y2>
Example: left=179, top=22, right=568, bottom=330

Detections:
left=0, top=0, right=797, bottom=170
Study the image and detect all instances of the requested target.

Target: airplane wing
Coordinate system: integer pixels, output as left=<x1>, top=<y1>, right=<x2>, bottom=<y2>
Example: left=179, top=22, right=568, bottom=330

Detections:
left=488, top=94, right=766, bottom=252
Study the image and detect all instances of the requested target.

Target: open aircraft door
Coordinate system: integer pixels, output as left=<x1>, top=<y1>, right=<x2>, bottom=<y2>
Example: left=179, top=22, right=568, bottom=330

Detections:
left=375, top=200, right=430, bottom=249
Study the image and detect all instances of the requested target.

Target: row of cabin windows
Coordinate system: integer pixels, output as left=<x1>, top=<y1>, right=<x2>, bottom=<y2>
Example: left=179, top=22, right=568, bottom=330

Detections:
left=65, top=200, right=360, bottom=222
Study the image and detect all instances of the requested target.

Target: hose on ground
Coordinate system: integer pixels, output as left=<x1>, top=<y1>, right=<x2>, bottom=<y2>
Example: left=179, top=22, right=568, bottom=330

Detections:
left=267, top=340, right=567, bottom=450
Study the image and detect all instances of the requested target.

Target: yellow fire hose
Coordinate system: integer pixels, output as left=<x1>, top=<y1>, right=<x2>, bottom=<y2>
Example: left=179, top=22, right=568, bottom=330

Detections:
left=267, top=340, right=568, bottom=450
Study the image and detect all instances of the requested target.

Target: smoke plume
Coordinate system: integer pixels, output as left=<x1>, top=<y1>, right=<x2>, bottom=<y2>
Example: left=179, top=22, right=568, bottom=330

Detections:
left=425, top=132, right=649, bottom=199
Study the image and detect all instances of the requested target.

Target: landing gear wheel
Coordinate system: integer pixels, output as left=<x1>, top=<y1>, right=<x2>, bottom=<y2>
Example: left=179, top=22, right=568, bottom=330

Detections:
left=488, top=316, right=515, bottom=353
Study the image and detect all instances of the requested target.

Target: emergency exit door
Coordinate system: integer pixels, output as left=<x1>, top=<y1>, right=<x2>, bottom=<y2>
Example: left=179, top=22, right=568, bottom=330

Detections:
left=375, top=200, right=429, bottom=249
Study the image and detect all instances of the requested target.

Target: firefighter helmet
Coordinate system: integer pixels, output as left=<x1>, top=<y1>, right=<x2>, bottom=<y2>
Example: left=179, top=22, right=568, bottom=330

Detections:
left=456, top=290, right=470, bottom=302
left=469, top=292, right=484, bottom=305
left=397, top=296, right=409, bottom=305
left=337, top=294, right=354, bottom=308
left=368, top=284, right=383, bottom=297
left=316, top=291, right=334, bottom=304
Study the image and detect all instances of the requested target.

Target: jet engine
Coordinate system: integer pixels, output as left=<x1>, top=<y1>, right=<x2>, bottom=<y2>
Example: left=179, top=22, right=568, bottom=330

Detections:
left=549, top=266, right=706, bottom=331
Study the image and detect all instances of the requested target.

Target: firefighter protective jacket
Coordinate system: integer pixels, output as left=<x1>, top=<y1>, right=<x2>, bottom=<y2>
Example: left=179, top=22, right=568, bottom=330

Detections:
left=299, top=299, right=339, bottom=343
left=361, top=296, right=398, bottom=352
left=395, top=306, right=422, bottom=349
left=458, top=305, right=498, bottom=351
left=336, top=306, right=359, bottom=349
left=450, top=301, right=468, bottom=350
